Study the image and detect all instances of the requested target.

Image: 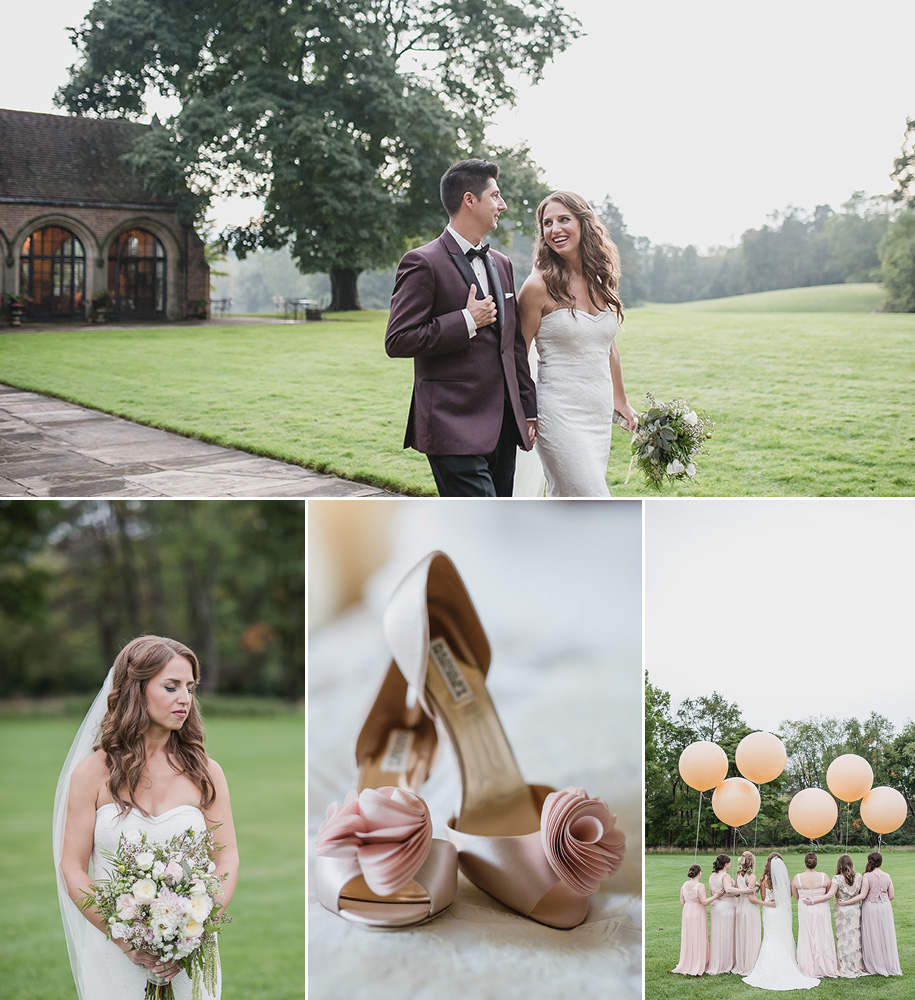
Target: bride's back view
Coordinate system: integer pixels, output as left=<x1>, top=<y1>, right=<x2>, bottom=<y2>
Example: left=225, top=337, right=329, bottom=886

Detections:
left=743, top=853, right=820, bottom=992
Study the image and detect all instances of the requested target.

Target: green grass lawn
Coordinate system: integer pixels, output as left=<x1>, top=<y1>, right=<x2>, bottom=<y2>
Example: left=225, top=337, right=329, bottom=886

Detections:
left=2, top=283, right=913, bottom=495
left=647, top=850, right=913, bottom=999
left=0, top=713, right=305, bottom=1000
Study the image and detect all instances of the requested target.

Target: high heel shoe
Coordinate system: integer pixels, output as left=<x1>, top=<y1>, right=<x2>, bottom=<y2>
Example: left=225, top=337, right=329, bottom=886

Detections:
left=313, top=661, right=458, bottom=928
left=383, top=551, right=625, bottom=929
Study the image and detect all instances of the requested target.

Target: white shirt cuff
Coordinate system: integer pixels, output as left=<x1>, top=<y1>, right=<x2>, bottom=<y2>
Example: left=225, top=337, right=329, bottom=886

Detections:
left=462, top=308, right=477, bottom=338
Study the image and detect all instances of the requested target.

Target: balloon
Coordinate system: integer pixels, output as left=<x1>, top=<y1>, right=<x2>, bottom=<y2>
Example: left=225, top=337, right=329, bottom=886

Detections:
left=736, top=732, right=787, bottom=784
left=711, top=777, right=761, bottom=827
left=679, top=741, right=729, bottom=792
left=788, top=788, right=838, bottom=839
left=826, top=754, right=874, bottom=803
left=860, top=787, right=908, bottom=835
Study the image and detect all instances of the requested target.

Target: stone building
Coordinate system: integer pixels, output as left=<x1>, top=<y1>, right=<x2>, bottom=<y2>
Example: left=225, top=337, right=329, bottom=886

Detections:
left=0, top=108, right=209, bottom=323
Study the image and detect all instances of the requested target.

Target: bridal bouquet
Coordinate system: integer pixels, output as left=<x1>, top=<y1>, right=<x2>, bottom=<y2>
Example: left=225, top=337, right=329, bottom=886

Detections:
left=81, top=825, right=230, bottom=1000
left=626, top=394, right=714, bottom=489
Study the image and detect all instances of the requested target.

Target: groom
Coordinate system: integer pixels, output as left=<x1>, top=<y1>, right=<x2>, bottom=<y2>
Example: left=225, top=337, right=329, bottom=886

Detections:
left=385, top=159, right=537, bottom=496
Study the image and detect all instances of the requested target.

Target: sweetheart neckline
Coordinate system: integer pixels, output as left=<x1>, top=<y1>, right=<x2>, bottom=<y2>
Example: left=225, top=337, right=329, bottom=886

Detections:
left=542, top=306, right=611, bottom=321
left=95, top=802, right=205, bottom=821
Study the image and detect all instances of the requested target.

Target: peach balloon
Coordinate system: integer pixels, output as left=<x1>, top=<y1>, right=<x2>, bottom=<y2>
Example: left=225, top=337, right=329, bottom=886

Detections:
left=860, top=786, right=908, bottom=835
left=826, top=754, right=874, bottom=803
left=678, top=741, right=729, bottom=792
left=711, top=777, right=761, bottom=827
left=788, top=788, right=838, bottom=839
left=736, top=731, right=787, bottom=784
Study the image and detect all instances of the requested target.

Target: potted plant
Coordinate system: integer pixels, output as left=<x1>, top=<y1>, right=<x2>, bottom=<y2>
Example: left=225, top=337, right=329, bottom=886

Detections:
left=2, top=291, right=32, bottom=326
left=186, top=298, right=209, bottom=319
left=91, top=290, right=114, bottom=323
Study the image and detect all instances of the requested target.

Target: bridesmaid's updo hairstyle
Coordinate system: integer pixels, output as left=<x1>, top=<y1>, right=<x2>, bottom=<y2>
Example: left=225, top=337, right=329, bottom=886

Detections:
left=712, top=854, right=730, bottom=873
left=534, top=191, right=625, bottom=322
left=865, top=851, right=883, bottom=873
left=738, top=851, right=756, bottom=877
left=688, top=864, right=701, bottom=878
left=97, top=635, right=215, bottom=818
left=836, top=854, right=857, bottom=887
left=805, top=852, right=818, bottom=869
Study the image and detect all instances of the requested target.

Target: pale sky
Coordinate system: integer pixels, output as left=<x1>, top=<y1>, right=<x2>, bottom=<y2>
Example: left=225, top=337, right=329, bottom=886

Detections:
left=645, top=499, right=915, bottom=736
left=2, top=0, right=913, bottom=249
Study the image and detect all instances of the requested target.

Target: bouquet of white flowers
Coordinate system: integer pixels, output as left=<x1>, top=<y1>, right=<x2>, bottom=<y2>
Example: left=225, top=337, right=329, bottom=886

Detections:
left=625, top=394, right=714, bottom=489
left=81, top=824, right=230, bottom=1000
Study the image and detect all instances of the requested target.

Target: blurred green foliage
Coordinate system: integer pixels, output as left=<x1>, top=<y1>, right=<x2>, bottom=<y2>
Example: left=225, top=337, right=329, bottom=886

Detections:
left=0, top=500, right=304, bottom=700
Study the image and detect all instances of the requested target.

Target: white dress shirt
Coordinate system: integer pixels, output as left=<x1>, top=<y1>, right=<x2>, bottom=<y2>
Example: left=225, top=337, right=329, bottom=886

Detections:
left=447, top=224, right=489, bottom=338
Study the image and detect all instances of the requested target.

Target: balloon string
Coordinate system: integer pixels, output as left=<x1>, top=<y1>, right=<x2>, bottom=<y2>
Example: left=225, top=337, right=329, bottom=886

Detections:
left=846, top=801, right=850, bottom=854
left=694, top=792, right=703, bottom=863
left=754, top=784, right=760, bottom=849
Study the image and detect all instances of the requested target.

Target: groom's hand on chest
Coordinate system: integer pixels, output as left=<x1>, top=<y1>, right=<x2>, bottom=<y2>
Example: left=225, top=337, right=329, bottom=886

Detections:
left=466, top=284, right=497, bottom=329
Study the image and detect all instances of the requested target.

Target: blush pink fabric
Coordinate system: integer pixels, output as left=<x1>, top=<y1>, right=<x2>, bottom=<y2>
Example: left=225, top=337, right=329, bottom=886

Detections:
left=672, top=879, right=709, bottom=975
left=315, top=787, right=433, bottom=896
left=540, top=788, right=626, bottom=895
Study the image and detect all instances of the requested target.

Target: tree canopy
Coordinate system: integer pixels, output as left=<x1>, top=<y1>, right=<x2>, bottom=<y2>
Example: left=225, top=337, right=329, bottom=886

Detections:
left=57, top=0, right=579, bottom=309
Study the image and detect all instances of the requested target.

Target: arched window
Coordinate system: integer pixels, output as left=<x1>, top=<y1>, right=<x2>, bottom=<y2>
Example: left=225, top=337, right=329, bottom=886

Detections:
left=19, top=226, right=86, bottom=318
left=108, top=229, right=167, bottom=318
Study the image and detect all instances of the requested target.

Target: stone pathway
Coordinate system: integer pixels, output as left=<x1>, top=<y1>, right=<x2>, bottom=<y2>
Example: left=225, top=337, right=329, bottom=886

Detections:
left=0, top=384, right=395, bottom=498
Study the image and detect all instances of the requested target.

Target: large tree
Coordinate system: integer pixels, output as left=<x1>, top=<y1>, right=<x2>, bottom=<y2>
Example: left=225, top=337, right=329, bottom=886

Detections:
left=57, top=0, right=579, bottom=309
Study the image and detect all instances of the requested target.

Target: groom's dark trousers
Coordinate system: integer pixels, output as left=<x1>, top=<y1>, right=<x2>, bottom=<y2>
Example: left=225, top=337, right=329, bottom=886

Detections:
left=385, top=229, right=536, bottom=497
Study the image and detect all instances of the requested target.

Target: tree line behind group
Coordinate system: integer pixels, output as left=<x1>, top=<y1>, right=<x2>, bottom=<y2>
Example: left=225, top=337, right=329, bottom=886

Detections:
left=0, top=500, right=305, bottom=702
left=646, top=674, right=915, bottom=850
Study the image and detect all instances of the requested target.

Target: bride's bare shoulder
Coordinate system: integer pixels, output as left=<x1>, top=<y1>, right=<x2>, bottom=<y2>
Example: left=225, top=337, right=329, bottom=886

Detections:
left=69, top=750, right=109, bottom=803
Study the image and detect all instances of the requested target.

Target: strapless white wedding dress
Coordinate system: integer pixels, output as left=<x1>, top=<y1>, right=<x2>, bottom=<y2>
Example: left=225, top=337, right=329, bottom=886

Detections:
left=533, top=307, right=617, bottom=498
left=78, top=804, right=221, bottom=1000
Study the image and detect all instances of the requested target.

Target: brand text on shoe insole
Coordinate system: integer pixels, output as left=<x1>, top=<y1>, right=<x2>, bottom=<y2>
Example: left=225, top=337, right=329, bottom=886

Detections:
left=380, top=728, right=415, bottom=773
left=429, top=637, right=474, bottom=704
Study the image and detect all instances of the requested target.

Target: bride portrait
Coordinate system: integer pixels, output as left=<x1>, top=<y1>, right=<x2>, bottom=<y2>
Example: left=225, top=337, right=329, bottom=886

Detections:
left=516, top=190, right=639, bottom=497
left=54, top=635, right=239, bottom=999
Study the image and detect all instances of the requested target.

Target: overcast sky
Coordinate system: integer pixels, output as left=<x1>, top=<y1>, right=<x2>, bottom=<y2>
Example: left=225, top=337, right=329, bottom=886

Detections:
left=2, top=0, right=913, bottom=249
left=645, top=499, right=915, bottom=737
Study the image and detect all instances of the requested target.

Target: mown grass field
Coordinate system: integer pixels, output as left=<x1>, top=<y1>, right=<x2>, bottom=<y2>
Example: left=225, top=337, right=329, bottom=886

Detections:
left=646, top=850, right=913, bottom=999
left=1, top=283, right=912, bottom=495
left=0, top=713, right=305, bottom=1000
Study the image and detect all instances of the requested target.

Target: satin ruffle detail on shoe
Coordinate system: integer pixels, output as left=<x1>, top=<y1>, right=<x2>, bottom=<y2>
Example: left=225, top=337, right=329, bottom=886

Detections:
left=315, top=786, right=433, bottom=897
left=541, top=787, right=626, bottom=895
left=447, top=784, right=624, bottom=929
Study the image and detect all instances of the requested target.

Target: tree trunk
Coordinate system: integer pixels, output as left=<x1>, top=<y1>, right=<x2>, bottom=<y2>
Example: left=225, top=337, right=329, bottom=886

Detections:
left=329, top=268, right=363, bottom=311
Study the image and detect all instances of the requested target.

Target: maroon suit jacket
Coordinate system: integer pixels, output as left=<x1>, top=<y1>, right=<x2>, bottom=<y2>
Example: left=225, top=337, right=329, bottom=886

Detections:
left=385, top=229, right=537, bottom=456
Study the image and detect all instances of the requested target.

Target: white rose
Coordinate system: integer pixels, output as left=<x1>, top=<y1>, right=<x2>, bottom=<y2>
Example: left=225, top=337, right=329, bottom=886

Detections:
left=110, top=921, right=130, bottom=942
left=683, top=410, right=698, bottom=426
left=686, top=463, right=696, bottom=478
left=124, top=829, right=143, bottom=845
left=152, top=860, right=166, bottom=878
left=189, top=878, right=208, bottom=896
left=132, top=878, right=157, bottom=903
left=666, top=459, right=685, bottom=475
left=135, top=851, right=155, bottom=871
left=189, top=894, right=213, bottom=921
left=181, top=917, right=204, bottom=940
left=207, top=861, right=216, bottom=874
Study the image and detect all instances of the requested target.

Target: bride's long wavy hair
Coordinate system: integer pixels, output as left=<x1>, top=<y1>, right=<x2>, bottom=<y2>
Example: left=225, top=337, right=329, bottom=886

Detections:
left=534, top=191, right=625, bottom=323
left=96, top=635, right=215, bottom=817
left=760, top=851, right=782, bottom=892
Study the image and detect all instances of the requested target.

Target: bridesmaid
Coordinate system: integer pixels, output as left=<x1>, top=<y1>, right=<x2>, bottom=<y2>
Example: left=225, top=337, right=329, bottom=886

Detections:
left=792, top=852, right=838, bottom=977
left=839, top=851, right=902, bottom=976
left=733, top=851, right=762, bottom=975
left=670, top=864, right=722, bottom=975
left=707, top=854, right=738, bottom=974
left=820, top=855, right=866, bottom=977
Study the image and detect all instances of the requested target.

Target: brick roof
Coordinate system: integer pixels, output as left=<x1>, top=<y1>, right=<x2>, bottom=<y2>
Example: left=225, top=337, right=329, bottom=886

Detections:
left=0, top=108, right=176, bottom=207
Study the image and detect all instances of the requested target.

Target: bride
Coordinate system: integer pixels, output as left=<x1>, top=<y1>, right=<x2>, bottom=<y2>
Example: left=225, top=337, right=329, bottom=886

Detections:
left=54, top=636, right=239, bottom=999
left=743, top=853, right=819, bottom=991
left=517, top=190, right=639, bottom=497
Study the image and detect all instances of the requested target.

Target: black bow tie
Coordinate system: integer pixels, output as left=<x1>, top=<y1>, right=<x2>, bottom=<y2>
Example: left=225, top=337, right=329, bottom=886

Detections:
left=466, top=244, right=490, bottom=261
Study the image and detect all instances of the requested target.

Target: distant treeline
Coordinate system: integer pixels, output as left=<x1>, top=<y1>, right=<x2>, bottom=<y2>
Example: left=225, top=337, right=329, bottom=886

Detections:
left=603, top=193, right=895, bottom=306
left=0, top=500, right=305, bottom=700
left=214, top=192, right=898, bottom=312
